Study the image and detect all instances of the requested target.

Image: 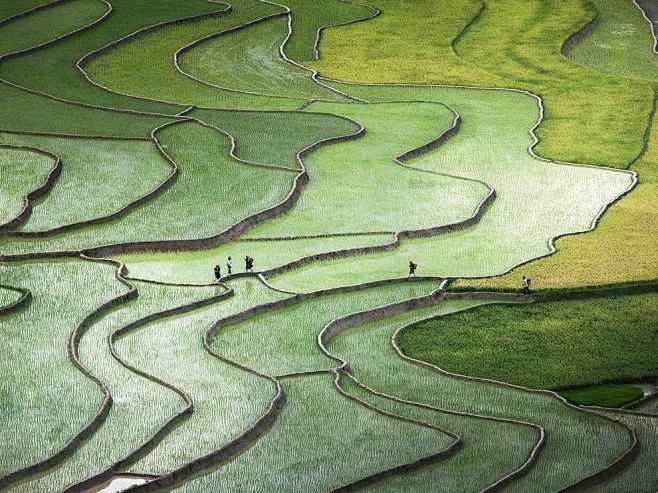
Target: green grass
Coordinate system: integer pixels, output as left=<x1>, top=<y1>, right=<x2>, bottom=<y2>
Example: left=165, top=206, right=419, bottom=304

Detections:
left=84, top=0, right=300, bottom=110
left=282, top=0, right=375, bottom=62
left=9, top=281, right=219, bottom=493
left=634, top=393, right=658, bottom=414
left=268, top=83, right=633, bottom=292
left=179, top=16, right=346, bottom=101
left=117, top=278, right=286, bottom=475
left=0, top=82, right=170, bottom=137
left=245, top=100, right=485, bottom=237
left=396, top=292, right=658, bottom=391
left=0, top=121, right=294, bottom=255
left=559, top=384, right=645, bottom=408
left=214, top=280, right=437, bottom=376
left=0, top=133, right=171, bottom=232
left=0, top=0, right=57, bottom=22
left=340, top=375, right=539, bottom=493
left=308, top=0, right=656, bottom=169
left=0, top=285, right=22, bottom=310
left=0, top=258, right=126, bottom=477
left=0, top=0, right=107, bottom=56
left=0, top=146, right=54, bottom=226
left=173, top=373, right=453, bottom=493
left=0, top=0, right=220, bottom=113
left=457, top=101, right=658, bottom=291
left=328, top=299, right=632, bottom=491
left=118, top=234, right=393, bottom=284
left=190, top=107, right=359, bottom=169
left=590, top=411, right=658, bottom=492
left=568, top=0, right=658, bottom=81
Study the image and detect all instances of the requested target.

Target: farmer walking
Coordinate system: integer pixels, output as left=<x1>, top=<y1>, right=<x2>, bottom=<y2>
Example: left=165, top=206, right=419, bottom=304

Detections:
left=245, top=255, right=254, bottom=273
left=522, top=275, right=531, bottom=294
left=214, top=264, right=221, bottom=282
left=226, top=256, right=232, bottom=275
left=408, top=261, right=417, bottom=277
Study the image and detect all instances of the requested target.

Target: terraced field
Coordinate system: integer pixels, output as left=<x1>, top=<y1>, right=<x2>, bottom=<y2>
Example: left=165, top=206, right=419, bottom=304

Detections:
left=0, top=0, right=655, bottom=491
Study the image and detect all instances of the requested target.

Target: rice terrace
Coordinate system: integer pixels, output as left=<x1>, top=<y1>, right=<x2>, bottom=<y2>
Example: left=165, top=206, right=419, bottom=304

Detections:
left=0, top=0, right=657, bottom=490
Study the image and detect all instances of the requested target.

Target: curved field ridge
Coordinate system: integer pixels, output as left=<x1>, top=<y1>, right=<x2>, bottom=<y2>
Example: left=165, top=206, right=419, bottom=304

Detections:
left=0, top=0, right=108, bottom=58
left=0, top=144, right=61, bottom=232
left=0, top=133, right=173, bottom=235
left=269, top=82, right=634, bottom=291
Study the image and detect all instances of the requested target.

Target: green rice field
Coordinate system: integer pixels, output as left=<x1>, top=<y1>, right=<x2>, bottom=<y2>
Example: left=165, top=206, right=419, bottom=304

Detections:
left=0, top=0, right=655, bottom=491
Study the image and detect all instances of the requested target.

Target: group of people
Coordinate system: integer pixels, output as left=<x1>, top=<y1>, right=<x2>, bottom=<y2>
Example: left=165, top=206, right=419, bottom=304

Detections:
left=213, top=255, right=255, bottom=282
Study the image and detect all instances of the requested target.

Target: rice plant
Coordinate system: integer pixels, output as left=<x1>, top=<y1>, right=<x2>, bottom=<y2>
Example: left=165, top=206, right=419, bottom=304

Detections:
left=327, top=299, right=633, bottom=491
left=0, top=133, right=171, bottom=232
left=0, top=146, right=53, bottom=226
left=9, top=281, right=218, bottom=493
left=174, top=373, right=454, bottom=492
left=0, top=0, right=107, bottom=57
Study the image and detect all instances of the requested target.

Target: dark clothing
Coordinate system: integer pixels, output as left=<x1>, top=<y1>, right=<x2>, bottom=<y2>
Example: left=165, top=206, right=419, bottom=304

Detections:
left=409, top=262, right=417, bottom=276
left=214, top=266, right=221, bottom=281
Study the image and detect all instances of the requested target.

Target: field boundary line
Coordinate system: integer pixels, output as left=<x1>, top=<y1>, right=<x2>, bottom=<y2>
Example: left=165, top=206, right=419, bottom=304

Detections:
left=2, top=120, right=181, bottom=239
left=0, top=0, right=70, bottom=26
left=0, top=144, right=62, bottom=232
left=308, top=0, right=380, bottom=62
left=633, top=0, right=658, bottom=54
left=64, top=268, right=233, bottom=493
left=451, top=1, right=486, bottom=57
left=0, top=283, right=32, bottom=316
left=388, top=301, right=639, bottom=491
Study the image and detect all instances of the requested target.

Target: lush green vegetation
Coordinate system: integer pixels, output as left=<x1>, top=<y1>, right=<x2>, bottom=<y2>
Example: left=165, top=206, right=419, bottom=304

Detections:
left=10, top=280, right=217, bottom=493
left=328, top=299, right=632, bottom=491
left=84, top=0, right=299, bottom=110
left=0, top=82, right=169, bottom=137
left=0, top=146, right=53, bottom=226
left=191, top=107, right=359, bottom=169
left=0, top=0, right=107, bottom=56
left=0, top=259, right=125, bottom=476
left=118, top=279, right=286, bottom=475
left=179, top=16, right=345, bottom=101
left=0, top=133, right=171, bottom=232
left=568, top=0, right=658, bottom=80
left=397, top=293, right=658, bottom=391
left=268, top=83, right=632, bottom=292
left=119, top=233, right=393, bottom=284
left=214, top=280, right=437, bottom=376
left=457, top=102, right=658, bottom=290
left=246, top=100, right=484, bottom=237
left=0, top=0, right=56, bottom=23
left=559, top=384, right=645, bottom=408
left=0, top=0, right=218, bottom=113
left=282, top=0, right=375, bottom=62
left=590, top=411, right=658, bottom=492
left=309, top=0, right=656, bottom=169
left=175, top=373, right=453, bottom=492
left=0, top=121, right=294, bottom=254
left=0, top=0, right=654, bottom=489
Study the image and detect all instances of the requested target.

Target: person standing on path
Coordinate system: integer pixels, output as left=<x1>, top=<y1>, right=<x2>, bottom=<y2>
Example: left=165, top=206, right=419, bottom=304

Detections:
left=522, top=276, right=531, bottom=294
left=408, top=261, right=417, bottom=277
left=214, top=264, right=221, bottom=282
left=226, top=256, right=232, bottom=275
left=245, top=255, right=254, bottom=273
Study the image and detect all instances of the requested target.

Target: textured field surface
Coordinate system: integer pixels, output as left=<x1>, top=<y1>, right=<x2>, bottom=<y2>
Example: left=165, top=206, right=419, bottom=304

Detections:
left=0, top=0, right=107, bottom=56
left=0, top=133, right=171, bottom=232
left=397, top=292, right=658, bottom=390
left=179, top=16, right=346, bottom=101
left=9, top=281, right=218, bottom=493
left=120, top=279, right=286, bottom=475
left=0, top=121, right=295, bottom=254
left=0, top=0, right=655, bottom=490
left=0, top=259, right=125, bottom=476
left=328, top=301, right=632, bottom=492
left=214, top=280, right=437, bottom=375
left=568, top=0, right=658, bottom=80
left=0, top=146, right=54, bottom=226
left=172, top=373, right=453, bottom=493
left=269, top=83, right=633, bottom=291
